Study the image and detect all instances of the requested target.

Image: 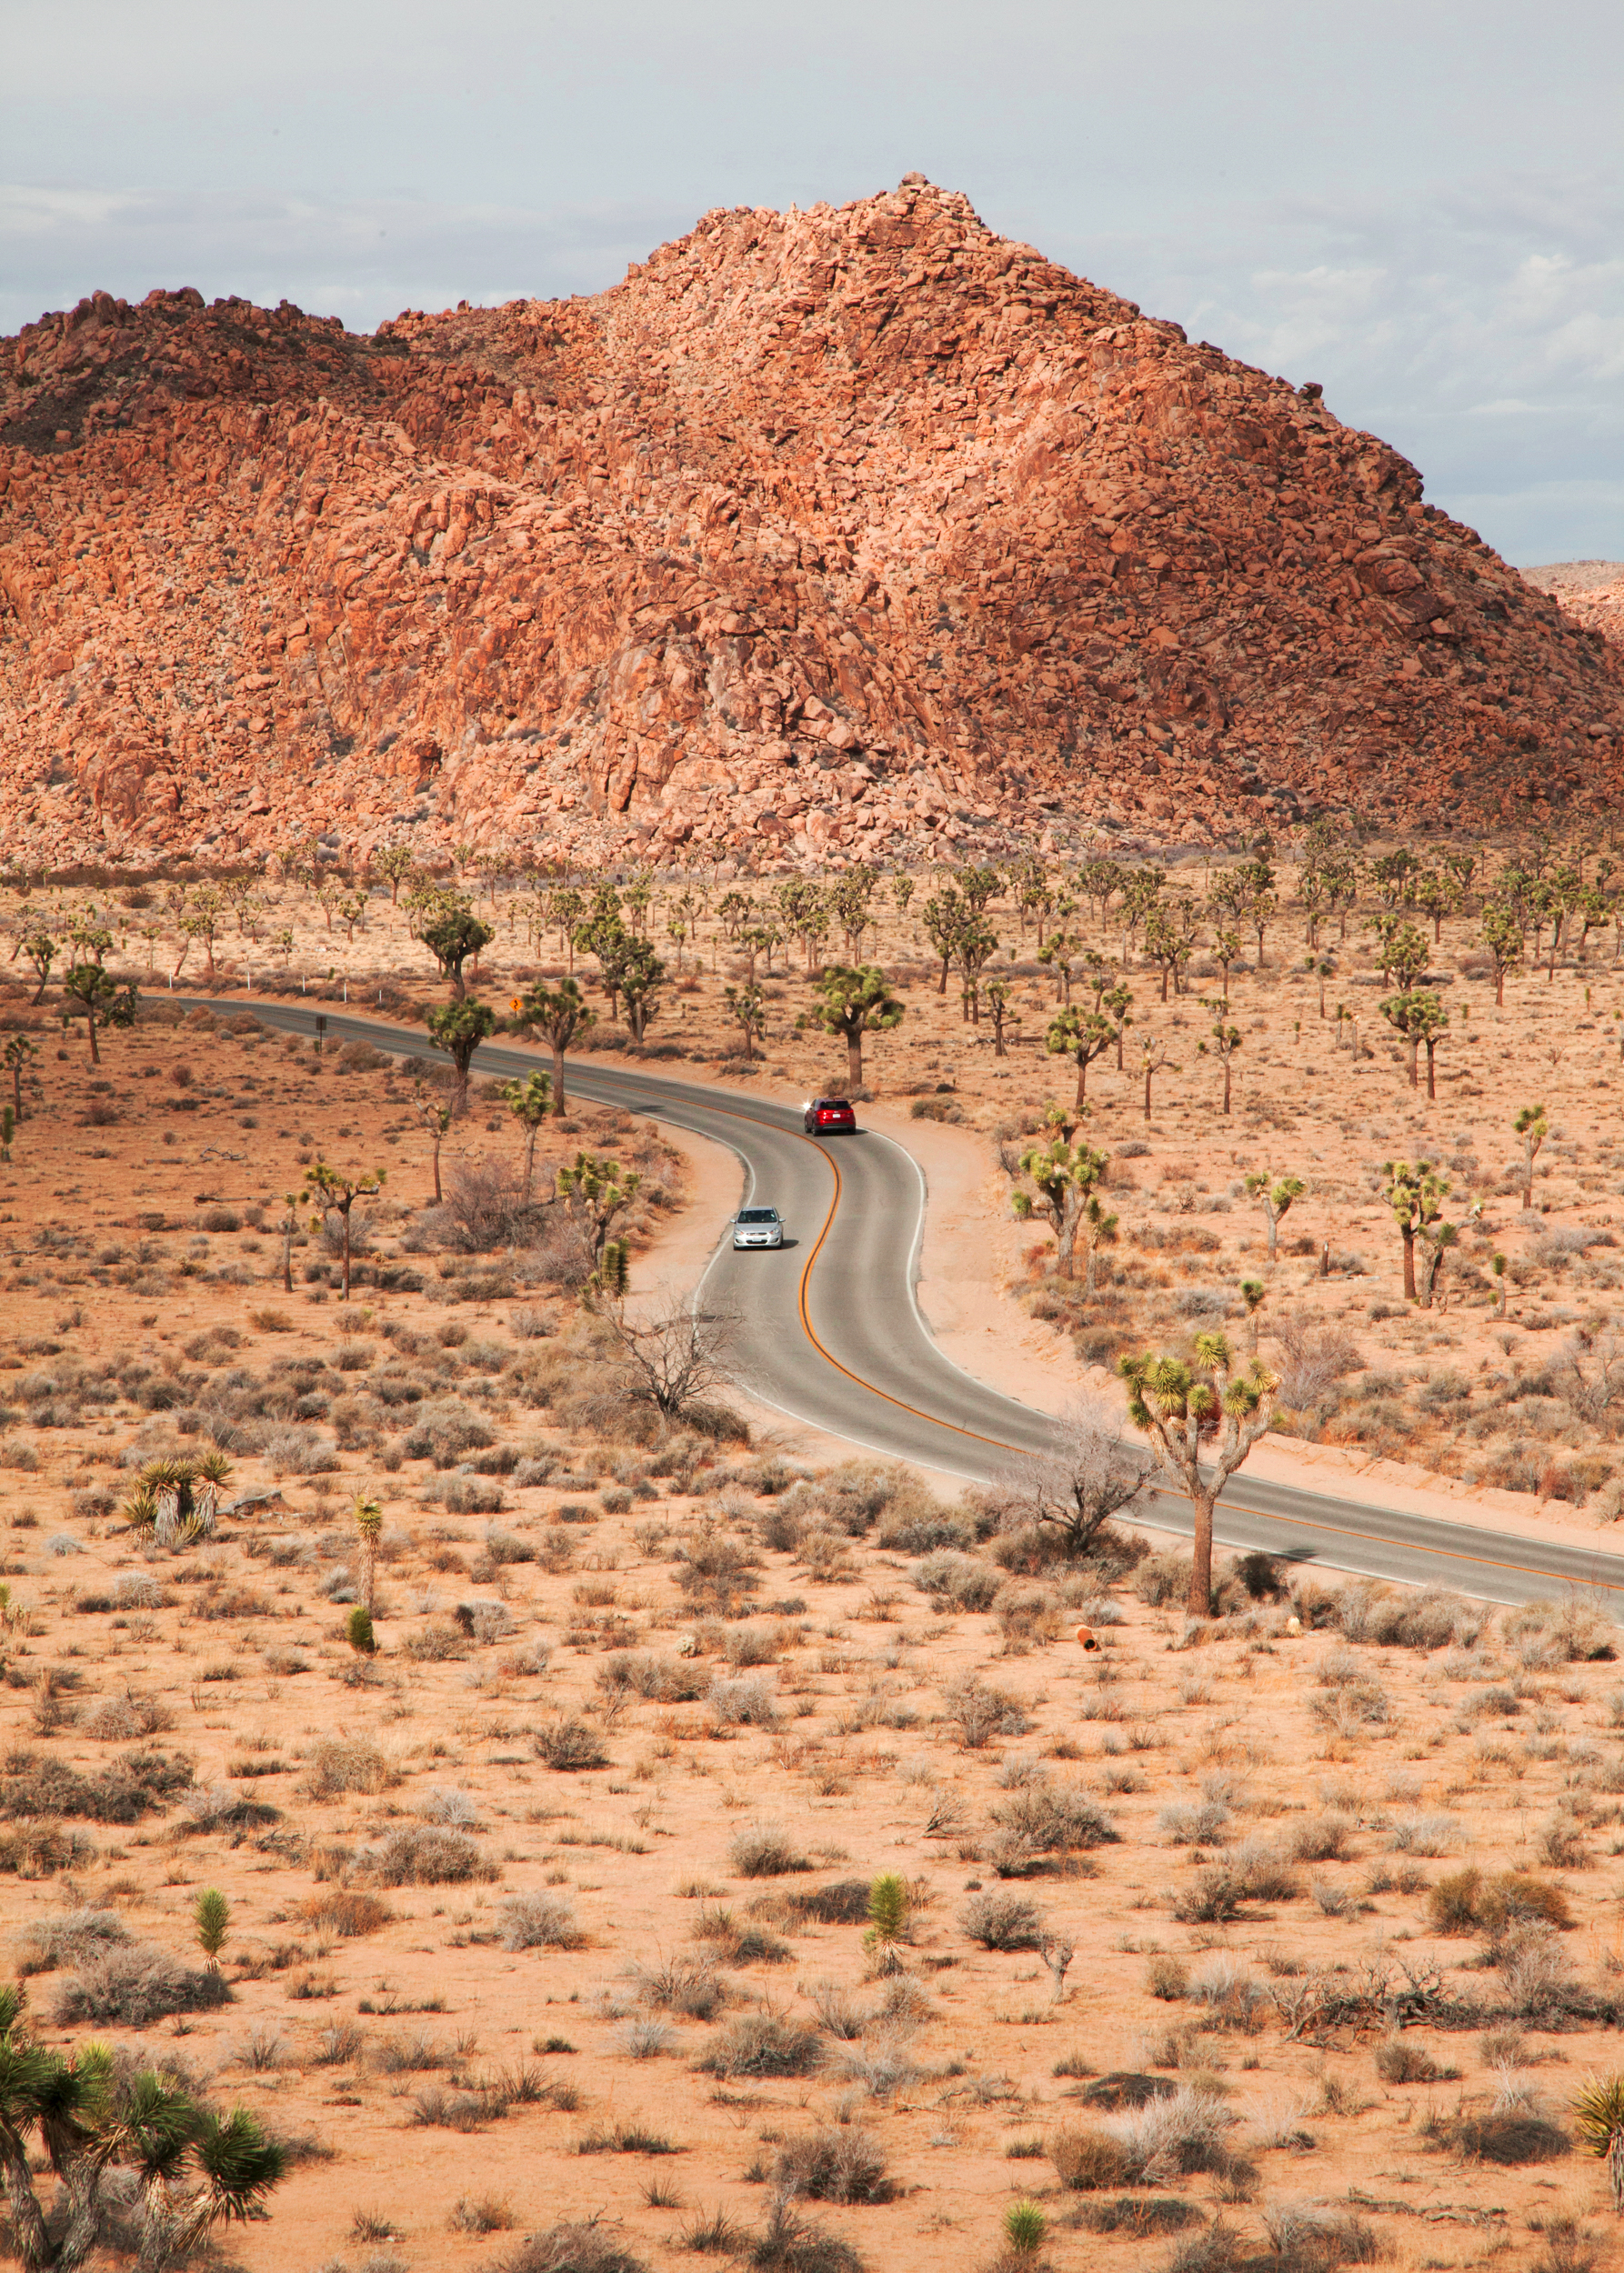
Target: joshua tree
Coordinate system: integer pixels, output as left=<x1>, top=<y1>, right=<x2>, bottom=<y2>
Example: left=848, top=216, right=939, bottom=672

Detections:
left=1368, top=914, right=1429, bottom=993
left=426, top=997, right=496, bottom=1115
left=0, top=1985, right=286, bottom=2273
left=1119, top=1336, right=1278, bottom=1618
left=181, top=886, right=226, bottom=979
left=194, top=1887, right=230, bottom=1970
left=1240, top=1276, right=1267, bottom=1354
left=1243, top=1169, right=1306, bottom=1265
left=1515, top=1103, right=1548, bottom=1209
left=5, top=1034, right=37, bottom=1121
left=891, top=873, right=916, bottom=920
left=620, top=939, right=667, bottom=1042
left=1379, top=988, right=1449, bottom=1095
left=1046, top=1003, right=1116, bottom=1108
left=18, top=925, right=55, bottom=1004
left=60, top=962, right=136, bottom=1066
left=1198, top=999, right=1243, bottom=1115
left=1482, top=902, right=1525, bottom=1006
left=984, top=977, right=1013, bottom=1058
left=352, top=1490, right=383, bottom=1613
left=1138, top=1038, right=1178, bottom=1119
left=278, top=1190, right=299, bottom=1292
left=864, top=1873, right=910, bottom=1975
left=508, top=976, right=596, bottom=1115
left=1010, top=1124, right=1110, bottom=1281
left=422, top=900, right=494, bottom=999
left=557, top=1151, right=642, bottom=1272
left=412, top=1090, right=451, bottom=1204
left=1143, top=896, right=1198, bottom=1000
left=1306, top=952, right=1336, bottom=1016
left=1381, top=1157, right=1450, bottom=1303
left=723, top=981, right=767, bottom=1062
left=303, top=1158, right=386, bottom=1300
left=1038, top=929, right=1082, bottom=1005
left=374, top=843, right=415, bottom=904
left=501, top=1069, right=553, bottom=1204
left=808, top=964, right=905, bottom=1090
left=921, top=886, right=966, bottom=995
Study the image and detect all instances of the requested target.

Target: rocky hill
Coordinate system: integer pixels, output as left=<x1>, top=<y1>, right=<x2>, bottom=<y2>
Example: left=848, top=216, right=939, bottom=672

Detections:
left=4, top=174, right=1622, bottom=873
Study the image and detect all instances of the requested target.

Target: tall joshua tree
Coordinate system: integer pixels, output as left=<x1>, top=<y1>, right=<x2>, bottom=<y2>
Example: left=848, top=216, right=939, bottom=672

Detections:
left=1120, top=1336, right=1278, bottom=1618
left=507, top=977, right=595, bottom=1115
left=808, top=964, right=905, bottom=1091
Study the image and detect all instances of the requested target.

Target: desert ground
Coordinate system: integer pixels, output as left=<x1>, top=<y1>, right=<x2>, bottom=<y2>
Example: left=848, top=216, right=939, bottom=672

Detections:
left=4, top=846, right=1624, bottom=2273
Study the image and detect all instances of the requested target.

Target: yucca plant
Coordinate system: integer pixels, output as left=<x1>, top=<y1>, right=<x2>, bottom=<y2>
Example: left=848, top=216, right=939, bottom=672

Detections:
left=1003, top=2199, right=1047, bottom=2254
left=352, top=1492, right=384, bottom=1613
left=1573, top=2073, right=1624, bottom=2209
left=194, top=1887, right=230, bottom=1969
left=142, top=1457, right=195, bottom=1547
left=346, top=1605, right=376, bottom=1657
left=189, top=1449, right=234, bottom=1538
left=864, top=1871, right=910, bottom=1975
left=124, top=1485, right=160, bottom=1531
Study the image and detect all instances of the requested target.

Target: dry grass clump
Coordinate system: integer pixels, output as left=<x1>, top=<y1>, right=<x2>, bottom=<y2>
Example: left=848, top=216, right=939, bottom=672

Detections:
left=494, top=2228, right=649, bottom=2273
left=747, top=2199, right=863, bottom=2273
left=1421, top=2104, right=1571, bottom=2164
left=1503, top=1597, right=1619, bottom=1667
left=911, top=1550, right=1000, bottom=1611
left=707, top=1675, right=780, bottom=1729
left=300, top=1738, right=398, bottom=1798
left=941, top=1676, right=1030, bottom=1747
left=84, top=1692, right=174, bottom=1740
left=633, top=1953, right=727, bottom=2020
left=0, top=1747, right=193, bottom=1823
left=595, top=1651, right=707, bottom=1703
left=52, top=1940, right=233, bottom=2025
left=359, top=1827, right=500, bottom=1887
left=1049, top=2128, right=1132, bottom=2190
left=780, top=1880, right=872, bottom=1926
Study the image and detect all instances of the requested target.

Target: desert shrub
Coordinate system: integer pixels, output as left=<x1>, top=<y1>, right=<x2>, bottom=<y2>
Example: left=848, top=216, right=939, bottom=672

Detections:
left=1290, top=1812, right=1356, bottom=1864
left=301, top=1738, right=397, bottom=1799
left=1230, top=1839, right=1301, bottom=1902
left=54, top=1941, right=232, bottom=2026
left=1272, top=1314, right=1364, bottom=1416
left=300, top=1891, right=394, bottom=1937
left=1158, top=1800, right=1232, bottom=1847
left=911, top=1550, right=1000, bottom=1611
left=1103, top=2084, right=1239, bottom=2180
left=596, top=1651, right=706, bottom=1703
left=360, top=1827, right=499, bottom=1886
left=1428, top=1868, right=1573, bottom=1938
left=1075, top=2198, right=1204, bottom=2237
left=772, top=2129, right=893, bottom=2203
left=1259, top=2204, right=1386, bottom=2268
left=1504, top=1598, right=1619, bottom=1667
left=993, top=1580, right=1064, bottom=1648
left=402, top=1618, right=473, bottom=1662
left=877, top=1506, right=973, bottom=1554
left=1423, top=2107, right=1570, bottom=2164
left=1049, top=2128, right=1132, bottom=2190
left=676, top=1528, right=763, bottom=1612
left=634, top=1954, right=727, bottom=2019
left=961, top=1891, right=1046, bottom=1949
left=1171, top=1868, right=1243, bottom=1925
left=496, top=2221, right=651, bottom=2272
left=85, top=1692, right=174, bottom=1741
left=0, top=1747, right=193, bottom=1824
left=1387, top=1811, right=1459, bottom=1857
left=534, top=1718, right=609, bottom=1772
left=17, top=1907, right=129, bottom=1977
left=941, top=1676, right=1030, bottom=1747
left=1375, top=2038, right=1446, bottom=2083
left=729, top=1824, right=811, bottom=1877
left=783, top=1880, right=877, bottom=1927
left=1146, top=1955, right=1189, bottom=2001
left=697, top=2011, right=823, bottom=2078
left=498, top=1893, right=586, bottom=1951
left=709, top=1676, right=779, bottom=1728
left=747, top=2199, right=863, bottom=2273
left=989, top=1783, right=1118, bottom=1874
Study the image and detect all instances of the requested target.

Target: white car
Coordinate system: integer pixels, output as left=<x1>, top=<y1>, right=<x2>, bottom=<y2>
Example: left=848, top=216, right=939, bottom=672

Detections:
left=733, top=1206, right=784, bottom=1250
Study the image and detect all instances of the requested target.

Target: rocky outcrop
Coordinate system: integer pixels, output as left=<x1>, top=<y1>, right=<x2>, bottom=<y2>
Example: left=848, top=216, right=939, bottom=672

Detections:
left=4, top=175, right=1623, bottom=872
left=1523, top=562, right=1624, bottom=661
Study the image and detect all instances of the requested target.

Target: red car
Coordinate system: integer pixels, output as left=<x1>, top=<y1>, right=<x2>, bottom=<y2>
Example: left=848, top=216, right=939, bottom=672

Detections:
left=803, top=1096, right=857, bottom=1135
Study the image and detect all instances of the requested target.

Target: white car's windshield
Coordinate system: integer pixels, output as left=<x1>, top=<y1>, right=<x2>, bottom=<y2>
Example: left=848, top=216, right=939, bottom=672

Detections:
left=737, top=1209, right=779, bottom=1224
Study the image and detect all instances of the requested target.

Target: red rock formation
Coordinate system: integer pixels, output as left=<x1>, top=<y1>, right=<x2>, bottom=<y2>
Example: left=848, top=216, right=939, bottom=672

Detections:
left=4, top=176, right=1623, bottom=872
left=1523, top=562, right=1624, bottom=661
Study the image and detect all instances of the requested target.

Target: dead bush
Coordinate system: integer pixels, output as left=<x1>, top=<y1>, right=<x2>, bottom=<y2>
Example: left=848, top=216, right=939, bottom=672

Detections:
left=911, top=1549, right=1000, bottom=1612
left=534, top=1718, right=609, bottom=1772
left=1049, top=2128, right=1132, bottom=2191
left=941, top=1676, right=1030, bottom=1747
left=989, top=1783, right=1118, bottom=1875
left=493, top=2229, right=649, bottom=2273
left=300, top=1892, right=394, bottom=1937
left=1422, top=2106, right=1570, bottom=2165
left=17, top=1907, right=129, bottom=1977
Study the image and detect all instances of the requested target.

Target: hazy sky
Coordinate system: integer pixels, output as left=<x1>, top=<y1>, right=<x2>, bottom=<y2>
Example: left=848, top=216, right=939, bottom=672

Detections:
left=5, top=0, right=1620, bottom=563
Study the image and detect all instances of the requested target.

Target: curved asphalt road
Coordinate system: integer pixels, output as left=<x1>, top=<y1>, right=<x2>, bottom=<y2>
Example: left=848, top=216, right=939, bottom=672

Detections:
left=178, top=996, right=1624, bottom=1613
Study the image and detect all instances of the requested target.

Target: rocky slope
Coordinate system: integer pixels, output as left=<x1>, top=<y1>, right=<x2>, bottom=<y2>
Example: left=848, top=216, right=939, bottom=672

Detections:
left=4, top=174, right=1623, bottom=873
left=1523, top=561, right=1624, bottom=659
